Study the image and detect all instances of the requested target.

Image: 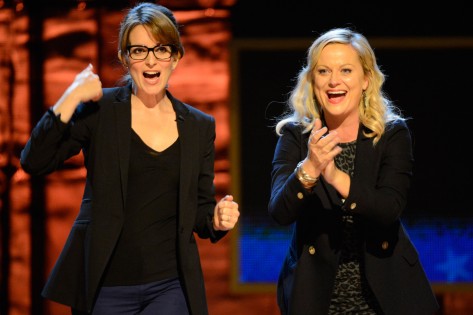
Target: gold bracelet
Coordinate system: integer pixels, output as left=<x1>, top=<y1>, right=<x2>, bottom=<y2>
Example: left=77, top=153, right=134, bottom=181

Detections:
left=295, top=161, right=318, bottom=187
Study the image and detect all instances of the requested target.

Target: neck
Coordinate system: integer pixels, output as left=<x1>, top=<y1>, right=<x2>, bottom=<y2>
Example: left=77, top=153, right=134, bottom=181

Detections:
left=132, top=94, right=172, bottom=113
left=324, top=116, right=359, bottom=143
left=132, top=90, right=168, bottom=109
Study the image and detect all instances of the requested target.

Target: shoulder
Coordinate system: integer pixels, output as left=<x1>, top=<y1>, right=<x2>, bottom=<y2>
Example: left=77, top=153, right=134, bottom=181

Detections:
left=185, top=102, right=214, bottom=122
left=279, top=121, right=305, bottom=138
left=380, top=118, right=412, bottom=150
left=167, top=91, right=215, bottom=124
left=384, top=118, right=411, bottom=139
left=386, top=118, right=409, bottom=131
left=103, top=85, right=131, bottom=102
left=103, top=86, right=122, bottom=95
left=75, top=86, right=129, bottom=118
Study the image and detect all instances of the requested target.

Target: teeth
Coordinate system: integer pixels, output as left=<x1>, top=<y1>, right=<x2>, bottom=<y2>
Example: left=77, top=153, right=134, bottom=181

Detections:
left=143, top=72, right=160, bottom=78
left=328, top=91, right=345, bottom=95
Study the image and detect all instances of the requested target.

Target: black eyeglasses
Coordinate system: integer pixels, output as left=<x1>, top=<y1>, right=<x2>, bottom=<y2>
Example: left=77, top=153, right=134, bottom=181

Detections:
left=126, top=44, right=175, bottom=61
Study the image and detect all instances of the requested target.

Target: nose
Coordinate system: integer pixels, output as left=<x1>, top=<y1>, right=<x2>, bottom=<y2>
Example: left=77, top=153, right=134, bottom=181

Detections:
left=329, top=72, right=340, bottom=86
left=145, top=50, right=158, bottom=66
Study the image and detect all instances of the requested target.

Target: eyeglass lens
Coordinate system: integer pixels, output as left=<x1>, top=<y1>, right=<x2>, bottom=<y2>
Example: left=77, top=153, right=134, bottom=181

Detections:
left=128, top=45, right=172, bottom=60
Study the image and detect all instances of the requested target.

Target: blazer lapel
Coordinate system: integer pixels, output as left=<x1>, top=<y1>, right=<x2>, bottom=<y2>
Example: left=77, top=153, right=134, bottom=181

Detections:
left=169, top=91, right=194, bottom=229
left=176, top=115, right=193, bottom=198
left=114, top=86, right=132, bottom=207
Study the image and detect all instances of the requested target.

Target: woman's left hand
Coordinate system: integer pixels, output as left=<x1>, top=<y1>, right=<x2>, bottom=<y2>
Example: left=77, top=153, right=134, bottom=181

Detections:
left=213, top=195, right=240, bottom=231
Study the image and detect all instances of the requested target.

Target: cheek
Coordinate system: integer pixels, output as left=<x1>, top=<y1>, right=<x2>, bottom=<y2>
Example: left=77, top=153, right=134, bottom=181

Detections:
left=161, top=64, right=176, bottom=77
left=128, top=66, right=143, bottom=82
left=343, top=76, right=363, bottom=89
left=313, top=87, right=325, bottom=104
left=129, top=66, right=140, bottom=77
left=128, top=61, right=142, bottom=73
left=313, top=75, right=325, bottom=89
left=313, top=80, right=327, bottom=101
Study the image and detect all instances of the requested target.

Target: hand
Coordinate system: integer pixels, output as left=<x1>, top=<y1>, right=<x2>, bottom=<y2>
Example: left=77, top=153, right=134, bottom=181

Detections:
left=213, top=195, right=240, bottom=231
left=53, top=64, right=103, bottom=123
left=307, top=118, right=350, bottom=197
left=305, top=118, right=342, bottom=178
left=69, top=63, right=103, bottom=103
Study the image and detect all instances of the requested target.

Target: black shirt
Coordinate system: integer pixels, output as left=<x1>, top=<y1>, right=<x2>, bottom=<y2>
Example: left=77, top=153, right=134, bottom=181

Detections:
left=102, top=129, right=180, bottom=286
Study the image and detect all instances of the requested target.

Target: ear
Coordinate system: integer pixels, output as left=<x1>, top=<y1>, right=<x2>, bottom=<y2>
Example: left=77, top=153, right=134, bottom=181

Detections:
left=118, top=51, right=127, bottom=67
left=362, top=74, right=369, bottom=91
left=171, top=56, right=180, bottom=71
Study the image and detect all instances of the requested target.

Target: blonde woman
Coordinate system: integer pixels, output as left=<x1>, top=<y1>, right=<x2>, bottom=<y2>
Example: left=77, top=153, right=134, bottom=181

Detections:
left=269, top=28, right=438, bottom=315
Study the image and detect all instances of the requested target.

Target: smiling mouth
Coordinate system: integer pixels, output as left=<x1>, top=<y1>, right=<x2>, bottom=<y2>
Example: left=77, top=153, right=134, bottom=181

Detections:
left=143, top=72, right=160, bottom=78
left=327, top=91, right=345, bottom=99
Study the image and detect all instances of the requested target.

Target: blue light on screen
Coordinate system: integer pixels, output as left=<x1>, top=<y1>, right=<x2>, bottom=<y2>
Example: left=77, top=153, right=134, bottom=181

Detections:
left=237, top=216, right=473, bottom=285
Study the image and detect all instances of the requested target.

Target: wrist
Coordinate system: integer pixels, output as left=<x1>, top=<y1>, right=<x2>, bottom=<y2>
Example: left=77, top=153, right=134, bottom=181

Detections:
left=295, top=161, right=319, bottom=188
left=212, top=215, right=219, bottom=231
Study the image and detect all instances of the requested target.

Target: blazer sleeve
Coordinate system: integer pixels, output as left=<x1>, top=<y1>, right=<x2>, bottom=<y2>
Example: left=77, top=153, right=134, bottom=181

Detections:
left=20, top=104, right=97, bottom=175
left=268, top=123, right=324, bottom=226
left=192, top=114, right=227, bottom=241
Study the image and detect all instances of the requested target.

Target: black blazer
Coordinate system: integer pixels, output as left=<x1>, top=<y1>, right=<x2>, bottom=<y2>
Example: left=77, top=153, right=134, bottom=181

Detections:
left=20, top=86, right=227, bottom=314
left=268, top=121, right=439, bottom=315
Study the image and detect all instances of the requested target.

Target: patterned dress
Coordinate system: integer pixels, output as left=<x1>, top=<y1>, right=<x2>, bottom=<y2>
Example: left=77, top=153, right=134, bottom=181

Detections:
left=328, top=141, right=384, bottom=315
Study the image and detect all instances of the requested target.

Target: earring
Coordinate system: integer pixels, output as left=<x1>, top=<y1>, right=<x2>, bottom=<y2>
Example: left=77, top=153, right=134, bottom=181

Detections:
left=363, top=91, right=368, bottom=109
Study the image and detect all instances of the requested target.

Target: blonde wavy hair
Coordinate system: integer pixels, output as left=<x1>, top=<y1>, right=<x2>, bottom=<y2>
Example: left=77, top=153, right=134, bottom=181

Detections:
left=275, top=28, right=404, bottom=145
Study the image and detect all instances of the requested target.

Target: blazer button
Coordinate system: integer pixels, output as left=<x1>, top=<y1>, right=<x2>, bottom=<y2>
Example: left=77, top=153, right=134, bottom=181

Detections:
left=350, top=202, right=357, bottom=210
left=381, top=241, right=389, bottom=250
left=308, top=246, right=316, bottom=255
left=297, top=192, right=304, bottom=200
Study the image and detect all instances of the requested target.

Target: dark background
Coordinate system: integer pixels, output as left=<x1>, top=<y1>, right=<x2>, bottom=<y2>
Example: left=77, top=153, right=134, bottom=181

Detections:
left=230, top=1, right=473, bottom=38
left=229, top=1, right=473, bottom=218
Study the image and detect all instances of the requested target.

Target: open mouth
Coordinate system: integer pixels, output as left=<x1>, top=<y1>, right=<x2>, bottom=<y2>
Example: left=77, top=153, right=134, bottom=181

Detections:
left=143, top=71, right=160, bottom=78
left=327, top=91, right=346, bottom=99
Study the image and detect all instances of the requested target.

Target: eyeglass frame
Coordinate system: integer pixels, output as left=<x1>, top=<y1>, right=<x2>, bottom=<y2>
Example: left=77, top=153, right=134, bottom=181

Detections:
left=126, top=44, right=176, bottom=61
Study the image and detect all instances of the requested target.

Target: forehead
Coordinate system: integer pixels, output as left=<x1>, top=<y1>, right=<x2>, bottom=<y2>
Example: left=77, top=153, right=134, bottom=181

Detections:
left=318, top=43, right=360, bottom=65
left=129, top=25, right=158, bottom=44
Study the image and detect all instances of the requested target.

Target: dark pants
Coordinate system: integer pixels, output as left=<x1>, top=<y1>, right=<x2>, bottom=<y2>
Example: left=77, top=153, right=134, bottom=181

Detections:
left=72, top=277, right=189, bottom=315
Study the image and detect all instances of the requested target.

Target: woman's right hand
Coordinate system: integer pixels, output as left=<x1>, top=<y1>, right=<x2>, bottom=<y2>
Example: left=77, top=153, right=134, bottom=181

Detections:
left=53, top=64, right=103, bottom=122
left=303, top=118, right=341, bottom=178
left=306, top=118, right=350, bottom=198
left=69, top=63, right=103, bottom=103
